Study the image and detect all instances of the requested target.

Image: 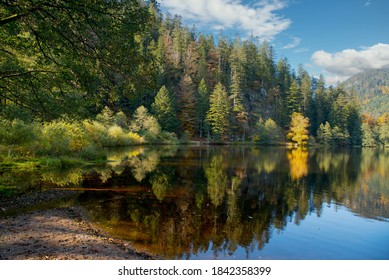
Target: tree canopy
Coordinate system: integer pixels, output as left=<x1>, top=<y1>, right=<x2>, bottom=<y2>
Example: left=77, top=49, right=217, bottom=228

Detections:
left=1, top=1, right=374, bottom=146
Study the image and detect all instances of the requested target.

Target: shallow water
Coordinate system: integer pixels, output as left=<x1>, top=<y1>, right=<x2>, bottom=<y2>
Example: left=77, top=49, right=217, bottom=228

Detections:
left=2, top=145, right=389, bottom=259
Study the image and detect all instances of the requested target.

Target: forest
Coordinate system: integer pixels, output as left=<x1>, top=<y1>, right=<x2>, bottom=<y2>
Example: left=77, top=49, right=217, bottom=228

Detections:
left=1, top=0, right=388, bottom=162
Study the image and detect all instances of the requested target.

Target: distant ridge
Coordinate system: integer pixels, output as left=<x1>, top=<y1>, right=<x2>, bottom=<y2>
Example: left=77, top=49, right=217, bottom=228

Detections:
left=341, top=68, right=389, bottom=117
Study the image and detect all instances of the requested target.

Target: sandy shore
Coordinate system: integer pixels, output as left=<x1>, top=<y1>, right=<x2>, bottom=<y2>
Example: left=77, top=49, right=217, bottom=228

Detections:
left=0, top=192, right=155, bottom=260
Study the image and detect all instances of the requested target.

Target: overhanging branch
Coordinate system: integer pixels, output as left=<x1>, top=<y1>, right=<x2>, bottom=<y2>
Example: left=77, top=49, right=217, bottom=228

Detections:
left=0, top=70, right=58, bottom=80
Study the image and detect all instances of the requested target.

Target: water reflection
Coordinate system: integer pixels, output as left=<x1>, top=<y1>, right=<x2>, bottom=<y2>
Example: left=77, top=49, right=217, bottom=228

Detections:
left=287, top=148, right=308, bottom=180
left=1, top=146, right=389, bottom=259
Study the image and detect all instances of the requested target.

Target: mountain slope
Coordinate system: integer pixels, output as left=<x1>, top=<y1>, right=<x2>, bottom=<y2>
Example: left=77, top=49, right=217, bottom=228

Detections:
left=341, top=68, right=389, bottom=117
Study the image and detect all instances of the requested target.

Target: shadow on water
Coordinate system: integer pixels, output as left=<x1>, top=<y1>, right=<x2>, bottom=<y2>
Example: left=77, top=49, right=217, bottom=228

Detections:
left=1, top=145, right=389, bottom=259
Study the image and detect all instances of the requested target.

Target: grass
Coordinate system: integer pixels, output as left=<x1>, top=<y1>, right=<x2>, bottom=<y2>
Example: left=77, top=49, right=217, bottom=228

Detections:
left=0, top=185, right=17, bottom=198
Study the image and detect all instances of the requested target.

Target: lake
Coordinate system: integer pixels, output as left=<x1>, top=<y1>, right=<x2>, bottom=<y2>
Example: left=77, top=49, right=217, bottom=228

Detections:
left=1, top=145, right=389, bottom=259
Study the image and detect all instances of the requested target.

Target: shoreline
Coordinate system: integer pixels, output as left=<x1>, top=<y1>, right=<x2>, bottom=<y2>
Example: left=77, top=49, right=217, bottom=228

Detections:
left=0, top=192, right=157, bottom=260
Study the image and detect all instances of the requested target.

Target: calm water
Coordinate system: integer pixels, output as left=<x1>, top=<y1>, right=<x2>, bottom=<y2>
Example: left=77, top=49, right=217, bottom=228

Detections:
left=2, top=146, right=389, bottom=259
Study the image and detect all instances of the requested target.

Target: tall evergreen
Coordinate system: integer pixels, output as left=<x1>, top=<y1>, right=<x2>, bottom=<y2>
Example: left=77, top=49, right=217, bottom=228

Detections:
left=196, top=79, right=209, bottom=138
left=314, top=74, right=327, bottom=134
left=287, top=78, right=302, bottom=116
left=207, top=83, right=231, bottom=140
left=177, top=75, right=197, bottom=137
left=152, top=86, right=178, bottom=133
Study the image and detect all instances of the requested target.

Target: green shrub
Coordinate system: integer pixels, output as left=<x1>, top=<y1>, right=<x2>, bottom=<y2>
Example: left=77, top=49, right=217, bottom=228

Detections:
left=96, top=106, right=115, bottom=127
left=39, top=120, right=92, bottom=156
left=253, top=118, right=283, bottom=145
left=130, top=106, right=161, bottom=136
left=114, top=111, right=128, bottom=128
left=83, top=120, right=109, bottom=146
left=127, top=132, right=144, bottom=145
left=159, top=132, right=179, bottom=144
left=107, top=125, right=136, bottom=146
left=0, top=118, right=38, bottom=146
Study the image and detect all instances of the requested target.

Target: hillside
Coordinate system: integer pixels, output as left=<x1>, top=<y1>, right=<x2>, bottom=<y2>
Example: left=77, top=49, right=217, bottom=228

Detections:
left=342, top=68, right=389, bottom=117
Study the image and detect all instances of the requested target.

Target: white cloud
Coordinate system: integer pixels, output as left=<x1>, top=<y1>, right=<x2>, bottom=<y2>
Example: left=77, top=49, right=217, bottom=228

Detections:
left=365, top=0, right=372, bottom=7
left=311, top=43, right=389, bottom=84
left=282, top=36, right=301, bottom=49
left=294, top=47, right=309, bottom=53
left=160, top=0, right=291, bottom=41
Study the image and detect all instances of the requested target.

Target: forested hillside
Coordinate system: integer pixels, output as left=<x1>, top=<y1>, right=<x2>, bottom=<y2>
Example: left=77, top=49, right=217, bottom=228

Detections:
left=342, top=68, right=389, bottom=117
left=1, top=0, right=388, bottom=148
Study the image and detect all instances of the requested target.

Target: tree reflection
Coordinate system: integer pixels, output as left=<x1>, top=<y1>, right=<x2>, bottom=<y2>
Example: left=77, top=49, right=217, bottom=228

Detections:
left=41, top=168, right=84, bottom=186
left=3, top=145, right=389, bottom=259
left=205, top=155, right=228, bottom=207
left=128, top=151, right=159, bottom=182
left=150, top=172, right=170, bottom=201
left=287, top=148, right=308, bottom=180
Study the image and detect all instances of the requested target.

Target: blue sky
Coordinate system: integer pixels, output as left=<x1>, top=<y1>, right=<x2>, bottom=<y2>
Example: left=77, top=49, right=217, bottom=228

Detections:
left=159, top=0, right=389, bottom=85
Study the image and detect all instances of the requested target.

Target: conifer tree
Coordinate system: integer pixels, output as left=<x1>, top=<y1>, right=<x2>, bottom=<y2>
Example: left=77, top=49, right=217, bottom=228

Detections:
left=379, top=122, right=389, bottom=146
left=207, top=83, right=231, bottom=140
left=206, top=43, right=220, bottom=90
left=229, top=38, right=245, bottom=112
left=230, top=70, right=248, bottom=140
left=287, top=79, right=302, bottom=116
left=317, top=122, right=332, bottom=145
left=196, top=34, right=208, bottom=83
left=152, top=86, right=178, bottom=133
left=177, top=75, right=197, bottom=137
left=361, top=123, right=379, bottom=147
left=183, top=41, right=199, bottom=83
left=196, top=79, right=209, bottom=138
left=276, top=58, right=292, bottom=127
left=314, top=75, right=327, bottom=134
left=300, top=72, right=313, bottom=117
left=258, top=41, right=275, bottom=90
left=217, top=33, right=231, bottom=86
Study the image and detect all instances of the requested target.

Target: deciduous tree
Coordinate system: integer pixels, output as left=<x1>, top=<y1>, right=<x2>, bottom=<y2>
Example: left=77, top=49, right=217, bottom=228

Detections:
left=287, top=112, right=309, bottom=146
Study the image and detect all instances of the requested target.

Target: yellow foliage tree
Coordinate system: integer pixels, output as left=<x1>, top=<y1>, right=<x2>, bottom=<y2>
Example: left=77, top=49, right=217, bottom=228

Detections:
left=287, top=112, right=310, bottom=146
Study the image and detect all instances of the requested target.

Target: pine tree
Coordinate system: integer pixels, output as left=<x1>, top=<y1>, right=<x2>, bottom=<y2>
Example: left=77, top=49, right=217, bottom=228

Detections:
left=130, top=106, right=161, bottom=137
left=276, top=58, right=292, bottom=127
left=196, top=79, right=209, bottom=138
left=329, top=88, right=362, bottom=146
left=379, top=122, right=389, bottom=146
left=346, top=94, right=362, bottom=146
left=242, top=39, right=261, bottom=125
left=207, top=83, right=231, bottom=140
left=177, top=75, right=197, bottom=137
left=317, top=122, right=332, bottom=145
left=152, top=86, right=178, bottom=133
left=229, top=38, right=245, bottom=112
left=258, top=41, right=275, bottom=90
left=183, top=41, right=199, bottom=83
left=300, top=72, right=313, bottom=117
left=314, top=74, right=327, bottom=134
left=196, top=34, right=208, bottom=83
left=206, top=40, right=219, bottom=90
left=217, top=33, right=231, bottom=86
left=287, top=78, right=302, bottom=115
left=361, top=123, right=379, bottom=147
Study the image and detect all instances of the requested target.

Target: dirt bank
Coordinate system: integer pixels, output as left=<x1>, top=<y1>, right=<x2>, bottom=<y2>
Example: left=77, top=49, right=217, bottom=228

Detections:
left=0, top=206, right=155, bottom=260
